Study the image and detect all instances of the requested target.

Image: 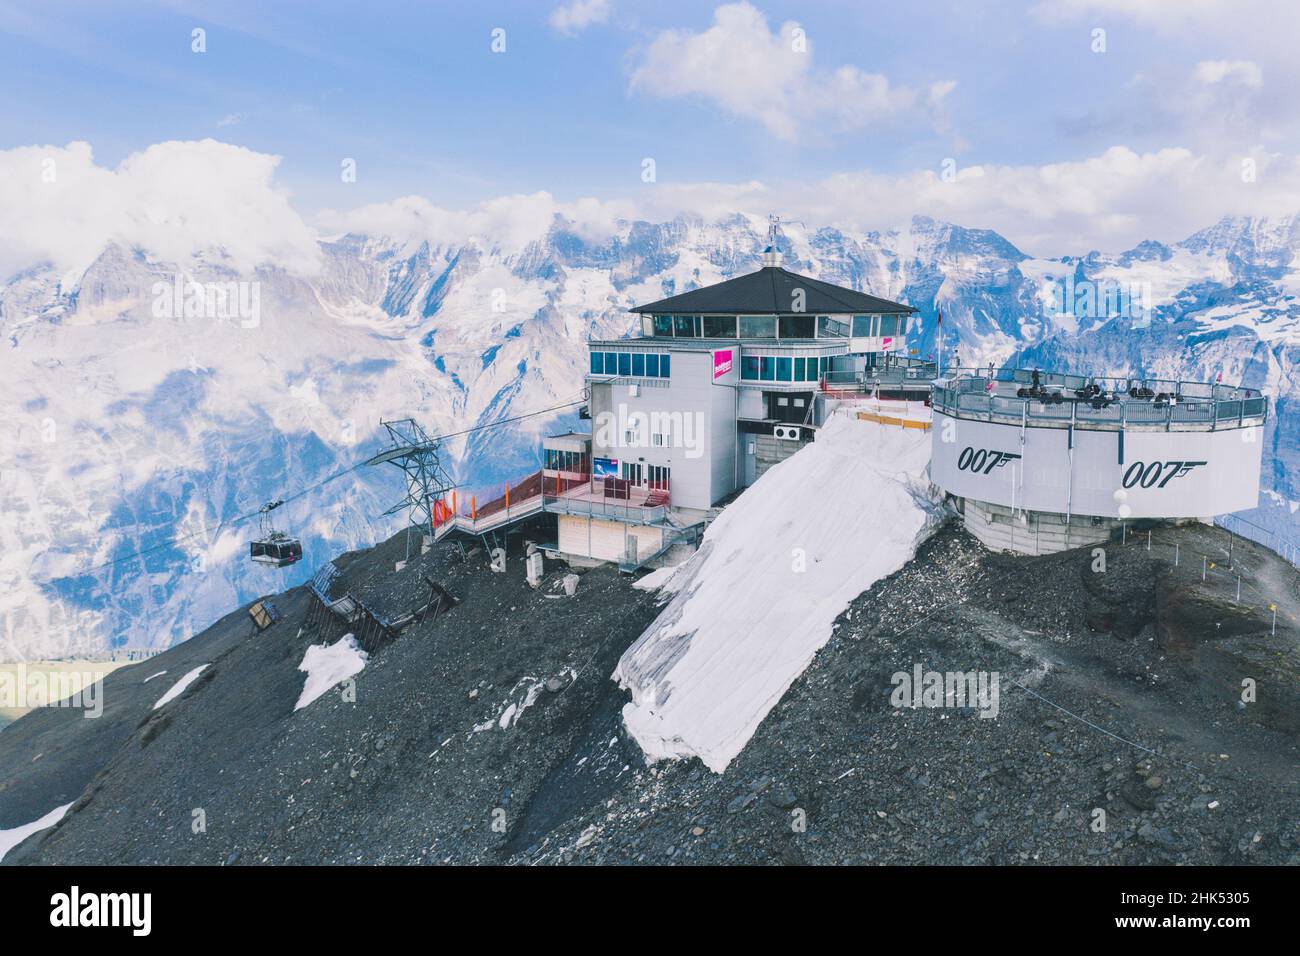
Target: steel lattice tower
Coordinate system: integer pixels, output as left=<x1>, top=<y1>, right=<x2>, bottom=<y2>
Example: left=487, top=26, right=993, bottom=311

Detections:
left=365, top=418, right=457, bottom=560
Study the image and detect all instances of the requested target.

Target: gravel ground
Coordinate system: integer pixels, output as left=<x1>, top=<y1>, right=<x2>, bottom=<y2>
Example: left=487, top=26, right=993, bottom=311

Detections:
left=3, top=518, right=1296, bottom=866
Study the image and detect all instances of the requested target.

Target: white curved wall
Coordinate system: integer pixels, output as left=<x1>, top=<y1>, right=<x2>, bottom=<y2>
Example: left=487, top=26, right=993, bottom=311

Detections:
left=930, top=412, right=1263, bottom=519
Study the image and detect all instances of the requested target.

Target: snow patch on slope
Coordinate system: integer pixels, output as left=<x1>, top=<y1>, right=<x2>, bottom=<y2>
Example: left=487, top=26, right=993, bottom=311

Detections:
left=0, top=801, right=73, bottom=862
left=295, top=635, right=367, bottom=711
left=152, top=665, right=209, bottom=710
left=613, top=411, right=944, bottom=773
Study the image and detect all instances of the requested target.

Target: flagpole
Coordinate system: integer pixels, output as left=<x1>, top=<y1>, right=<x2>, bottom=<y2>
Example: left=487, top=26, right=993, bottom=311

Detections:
left=936, top=308, right=944, bottom=378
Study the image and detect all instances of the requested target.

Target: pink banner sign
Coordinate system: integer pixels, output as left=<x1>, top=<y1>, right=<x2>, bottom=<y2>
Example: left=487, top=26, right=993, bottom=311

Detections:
left=713, top=349, right=734, bottom=379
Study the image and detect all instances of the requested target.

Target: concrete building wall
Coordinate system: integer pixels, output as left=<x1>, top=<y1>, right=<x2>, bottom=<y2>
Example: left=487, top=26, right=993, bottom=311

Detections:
left=961, top=498, right=1118, bottom=555
left=589, top=349, right=737, bottom=510
left=754, top=432, right=804, bottom=480
left=557, top=514, right=664, bottom=564
left=931, top=412, right=1264, bottom=519
left=738, top=388, right=764, bottom=420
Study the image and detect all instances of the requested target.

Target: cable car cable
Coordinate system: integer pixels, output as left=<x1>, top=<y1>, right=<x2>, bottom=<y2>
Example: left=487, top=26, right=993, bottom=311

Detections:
left=32, top=395, right=587, bottom=583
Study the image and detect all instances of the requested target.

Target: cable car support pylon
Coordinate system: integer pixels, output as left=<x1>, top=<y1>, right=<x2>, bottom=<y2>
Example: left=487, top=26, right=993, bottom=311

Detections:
left=364, top=418, right=457, bottom=562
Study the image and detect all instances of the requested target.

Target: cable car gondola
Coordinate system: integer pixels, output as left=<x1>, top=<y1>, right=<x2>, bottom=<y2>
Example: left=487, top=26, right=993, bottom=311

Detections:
left=249, top=499, right=303, bottom=567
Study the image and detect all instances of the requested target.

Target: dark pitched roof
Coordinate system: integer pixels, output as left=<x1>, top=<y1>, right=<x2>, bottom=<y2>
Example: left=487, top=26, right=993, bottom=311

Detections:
left=632, top=266, right=916, bottom=315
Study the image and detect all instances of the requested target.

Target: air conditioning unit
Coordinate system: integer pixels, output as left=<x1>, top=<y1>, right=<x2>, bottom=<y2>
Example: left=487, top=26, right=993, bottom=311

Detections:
left=774, top=425, right=801, bottom=441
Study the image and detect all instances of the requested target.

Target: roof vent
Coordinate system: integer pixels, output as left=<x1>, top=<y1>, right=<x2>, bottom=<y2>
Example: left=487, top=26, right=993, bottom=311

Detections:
left=762, top=213, right=782, bottom=267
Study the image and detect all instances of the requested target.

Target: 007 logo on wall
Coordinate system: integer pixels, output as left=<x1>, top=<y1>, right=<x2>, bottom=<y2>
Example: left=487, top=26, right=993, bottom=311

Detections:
left=957, top=446, right=1022, bottom=474
left=1121, top=460, right=1207, bottom=489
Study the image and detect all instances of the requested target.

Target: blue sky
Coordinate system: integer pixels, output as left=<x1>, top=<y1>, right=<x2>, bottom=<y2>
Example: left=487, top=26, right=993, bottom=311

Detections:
left=1, top=0, right=1296, bottom=256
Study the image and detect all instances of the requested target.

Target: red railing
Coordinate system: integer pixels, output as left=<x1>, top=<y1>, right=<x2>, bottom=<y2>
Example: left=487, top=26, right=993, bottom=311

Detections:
left=431, top=469, right=594, bottom=529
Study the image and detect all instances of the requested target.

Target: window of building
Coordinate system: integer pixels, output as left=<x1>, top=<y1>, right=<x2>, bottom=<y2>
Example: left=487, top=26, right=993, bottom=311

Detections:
left=794, top=357, right=805, bottom=380
left=817, top=315, right=849, bottom=338
left=776, top=396, right=789, bottom=406
left=778, top=314, right=815, bottom=339
left=703, top=315, right=737, bottom=337
left=776, top=356, right=793, bottom=381
left=621, top=461, right=643, bottom=484
left=878, top=315, right=900, bottom=337
left=674, top=314, right=700, bottom=337
left=851, top=315, right=877, bottom=337
left=741, top=355, right=760, bottom=380
left=740, top=315, right=777, bottom=338
left=544, top=449, right=588, bottom=472
left=595, top=350, right=697, bottom=378
left=648, top=465, right=670, bottom=491
left=760, top=356, right=775, bottom=381
left=652, top=314, right=674, bottom=336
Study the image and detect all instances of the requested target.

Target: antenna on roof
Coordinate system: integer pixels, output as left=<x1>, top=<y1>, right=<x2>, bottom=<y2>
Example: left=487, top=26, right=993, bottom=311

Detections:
left=762, top=213, right=782, bottom=267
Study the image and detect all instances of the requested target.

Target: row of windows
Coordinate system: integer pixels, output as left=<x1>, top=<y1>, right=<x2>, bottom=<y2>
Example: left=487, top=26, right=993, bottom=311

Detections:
left=851, top=314, right=905, bottom=337
left=543, top=449, right=589, bottom=473
left=740, top=355, right=831, bottom=382
left=590, top=351, right=672, bottom=378
left=616, top=462, right=670, bottom=489
left=647, top=313, right=902, bottom=340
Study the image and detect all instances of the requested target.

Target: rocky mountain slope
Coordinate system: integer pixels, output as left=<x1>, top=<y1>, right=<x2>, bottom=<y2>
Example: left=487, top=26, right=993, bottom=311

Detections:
left=2, top=516, right=1296, bottom=865
left=3, top=213, right=1297, bottom=660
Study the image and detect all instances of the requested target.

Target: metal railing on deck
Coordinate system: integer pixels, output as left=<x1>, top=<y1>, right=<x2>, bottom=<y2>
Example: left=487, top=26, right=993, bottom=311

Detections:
left=541, top=490, right=670, bottom=525
left=931, top=376, right=1268, bottom=430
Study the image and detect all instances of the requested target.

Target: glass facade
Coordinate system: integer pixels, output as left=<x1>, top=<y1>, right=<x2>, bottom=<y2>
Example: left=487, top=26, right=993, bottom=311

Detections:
left=590, top=350, right=672, bottom=379
left=741, top=353, right=828, bottom=382
left=851, top=314, right=906, bottom=337
left=702, top=315, right=737, bottom=337
left=544, top=449, right=589, bottom=473
left=817, top=315, right=849, bottom=338
left=739, top=315, right=778, bottom=338
left=642, top=312, right=906, bottom=343
left=778, top=314, right=815, bottom=338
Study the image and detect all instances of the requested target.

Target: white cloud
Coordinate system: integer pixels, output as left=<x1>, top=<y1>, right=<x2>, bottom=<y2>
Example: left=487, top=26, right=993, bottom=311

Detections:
left=644, top=146, right=1300, bottom=256
left=550, top=0, right=610, bottom=36
left=316, top=191, right=636, bottom=257
left=8, top=138, right=1300, bottom=280
left=1194, top=59, right=1263, bottom=88
left=328, top=144, right=1300, bottom=258
left=0, top=140, right=321, bottom=280
left=628, top=2, right=954, bottom=142
left=216, top=112, right=246, bottom=127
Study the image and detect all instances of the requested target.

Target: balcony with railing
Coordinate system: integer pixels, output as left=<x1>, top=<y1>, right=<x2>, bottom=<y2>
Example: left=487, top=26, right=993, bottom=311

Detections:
left=542, top=475, right=672, bottom=526
left=931, top=367, right=1268, bottom=431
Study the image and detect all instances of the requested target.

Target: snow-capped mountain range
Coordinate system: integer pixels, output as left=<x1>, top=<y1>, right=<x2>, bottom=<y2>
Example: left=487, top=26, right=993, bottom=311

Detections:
left=2, top=212, right=1297, bottom=661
